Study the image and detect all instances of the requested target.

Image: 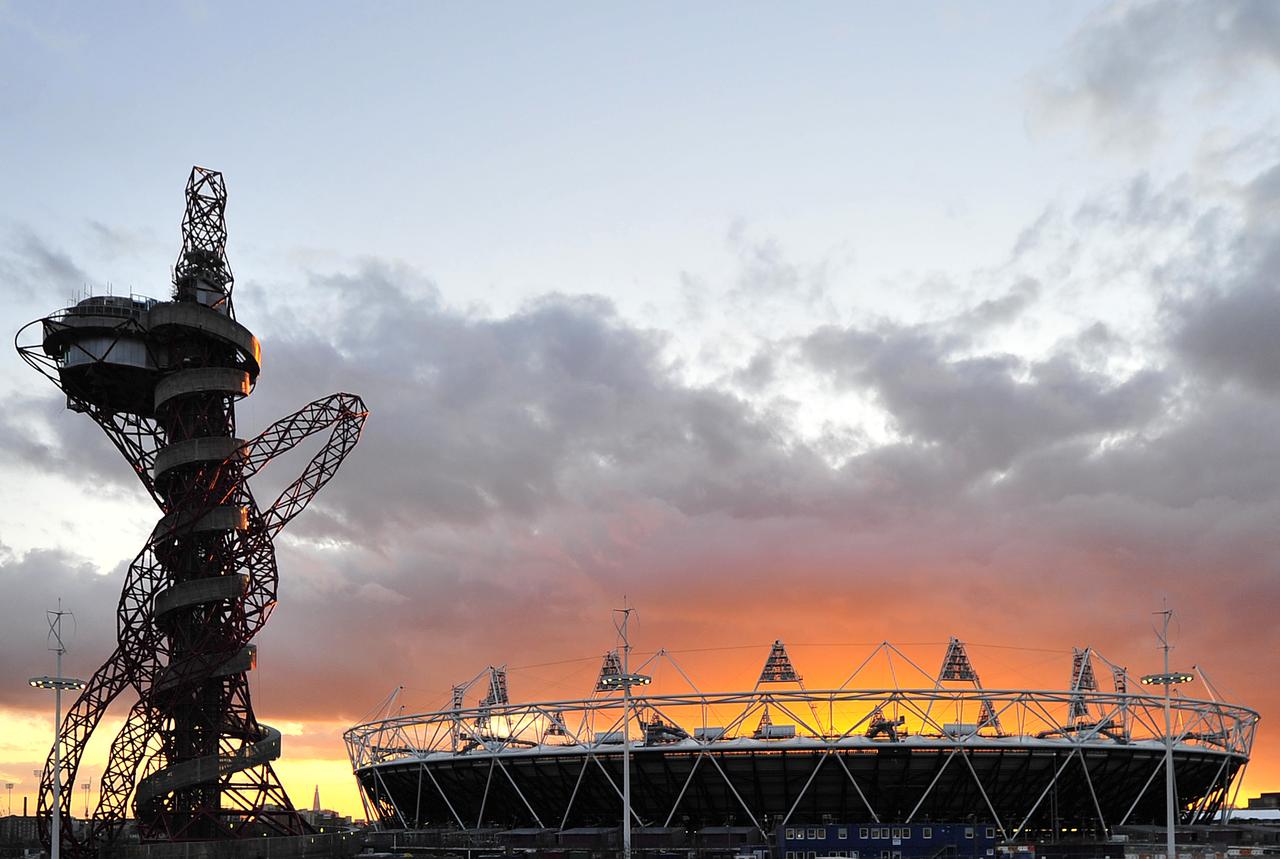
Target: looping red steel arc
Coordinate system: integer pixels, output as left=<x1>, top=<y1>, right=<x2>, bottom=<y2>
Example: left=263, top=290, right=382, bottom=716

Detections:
left=15, top=167, right=368, bottom=855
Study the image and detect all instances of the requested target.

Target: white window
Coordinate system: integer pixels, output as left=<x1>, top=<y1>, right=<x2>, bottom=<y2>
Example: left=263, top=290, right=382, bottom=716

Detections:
left=986, top=827, right=995, bottom=839
left=965, top=827, right=975, bottom=839
left=809, top=828, right=819, bottom=839
left=786, top=853, right=795, bottom=859
left=923, top=827, right=932, bottom=839
left=839, top=828, right=849, bottom=840
left=786, top=829, right=795, bottom=840
left=817, top=828, right=827, bottom=840
left=860, top=828, right=869, bottom=839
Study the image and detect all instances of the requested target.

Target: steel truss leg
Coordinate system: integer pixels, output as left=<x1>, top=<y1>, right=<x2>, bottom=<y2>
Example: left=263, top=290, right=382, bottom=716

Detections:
left=704, top=754, right=767, bottom=842
left=588, top=755, right=645, bottom=827
left=493, top=758, right=544, bottom=828
left=832, top=752, right=879, bottom=822
left=373, top=767, right=409, bottom=829
left=1190, top=757, right=1230, bottom=823
left=907, top=749, right=959, bottom=823
left=1012, top=750, right=1081, bottom=841
left=663, top=754, right=705, bottom=829
left=475, top=759, right=495, bottom=829
left=421, top=764, right=465, bottom=830
left=559, top=758, right=590, bottom=831
left=780, top=753, right=829, bottom=829
left=1119, top=756, right=1166, bottom=826
left=960, top=751, right=1007, bottom=839
left=1225, top=762, right=1248, bottom=825
left=1075, top=748, right=1108, bottom=835
left=414, top=762, right=424, bottom=826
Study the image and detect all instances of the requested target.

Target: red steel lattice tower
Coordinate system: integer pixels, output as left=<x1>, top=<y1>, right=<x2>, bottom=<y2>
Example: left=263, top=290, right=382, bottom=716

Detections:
left=17, top=167, right=368, bottom=854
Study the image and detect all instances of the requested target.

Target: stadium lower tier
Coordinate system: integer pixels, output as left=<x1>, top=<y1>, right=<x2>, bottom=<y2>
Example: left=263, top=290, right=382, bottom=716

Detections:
left=355, top=740, right=1240, bottom=836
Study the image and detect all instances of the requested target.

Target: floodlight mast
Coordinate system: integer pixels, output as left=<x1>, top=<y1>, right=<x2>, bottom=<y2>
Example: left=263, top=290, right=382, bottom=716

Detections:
left=610, top=607, right=651, bottom=859
left=1141, top=607, right=1193, bottom=859
left=28, top=603, right=85, bottom=859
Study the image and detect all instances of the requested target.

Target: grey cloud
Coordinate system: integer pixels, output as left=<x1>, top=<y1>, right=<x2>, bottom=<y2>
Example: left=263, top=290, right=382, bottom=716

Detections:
left=0, top=545, right=119, bottom=710
left=18, top=232, right=89, bottom=291
left=0, top=393, right=158, bottom=498
left=247, top=264, right=840, bottom=542
left=1004, top=385, right=1280, bottom=511
left=725, top=221, right=833, bottom=307
left=802, top=320, right=1168, bottom=473
left=85, top=219, right=162, bottom=262
left=1171, top=283, right=1280, bottom=394
left=9, top=156, right=1280, bottom=735
left=0, top=229, right=93, bottom=305
left=1167, top=160, right=1280, bottom=394
left=954, top=278, right=1041, bottom=330
left=731, top=350, right=776, bottom=390
left=1031, top=0, right=1280, bottom=143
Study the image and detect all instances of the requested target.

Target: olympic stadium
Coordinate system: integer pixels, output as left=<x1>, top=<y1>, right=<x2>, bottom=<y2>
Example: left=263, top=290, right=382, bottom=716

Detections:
left=344, top=637, right=1258, bottom=846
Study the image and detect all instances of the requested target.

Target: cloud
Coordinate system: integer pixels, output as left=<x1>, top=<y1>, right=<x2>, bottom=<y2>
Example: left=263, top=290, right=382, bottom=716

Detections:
left=1030, top=0, right=1280, bottom=145
left=0, top=545, right=119, bottom=710
left=726, top=220, right=835, bottom=307
left=245, top=264, right=837, bottom=539
left=1167, top=159, right=1280, bottom=394
left=4, top=146, right=1280, bottom=792
left=0, top=229, right=93, bottom=306
left=955, top=278, right=1041, bottom=331
left=801, top=317, right=1168, bottom=474
left=1171, top=282, right=1280, bottom=394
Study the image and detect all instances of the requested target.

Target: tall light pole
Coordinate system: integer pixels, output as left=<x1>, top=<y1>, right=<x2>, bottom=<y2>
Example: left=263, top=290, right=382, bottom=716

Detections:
left=5, top=783, right=12, bottom=817
left=1141, top=608, right=1193, bottom=859
left=601, top=608, right=651, bottom=859
left=81, top=782, right=90, bottom=819
left=28, top=602, right=86, bottom=859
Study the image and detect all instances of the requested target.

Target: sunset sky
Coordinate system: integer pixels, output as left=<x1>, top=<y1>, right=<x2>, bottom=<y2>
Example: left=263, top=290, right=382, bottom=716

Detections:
left=2, top=0, right=1280, bottom=822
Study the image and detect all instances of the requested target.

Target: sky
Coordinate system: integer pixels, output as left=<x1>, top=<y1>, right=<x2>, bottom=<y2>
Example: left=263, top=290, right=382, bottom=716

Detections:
left=1, top=0, right=1280, bottom=822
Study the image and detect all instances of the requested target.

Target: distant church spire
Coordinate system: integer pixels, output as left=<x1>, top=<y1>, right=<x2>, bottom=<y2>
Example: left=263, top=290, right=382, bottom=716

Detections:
left=312, top=784, right=320, bottom=813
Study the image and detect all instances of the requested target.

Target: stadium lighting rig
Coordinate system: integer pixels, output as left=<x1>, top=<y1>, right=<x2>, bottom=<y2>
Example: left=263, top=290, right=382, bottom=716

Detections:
left=610, top=608, right=649, bottom=859
left=1143, top=608, right=1193, bottom=859
left=1140, top=672, right=1194, bottom=686
left=28, top=677, right=87, bottom=690
left=28, top=604, right=84, bottom=859
left=597, top=672, right=652, bottom=688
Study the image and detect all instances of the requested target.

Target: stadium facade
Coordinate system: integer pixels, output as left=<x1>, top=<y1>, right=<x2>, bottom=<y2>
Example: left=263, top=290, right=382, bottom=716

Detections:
left=344, top=639, right=1257, bottom=843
